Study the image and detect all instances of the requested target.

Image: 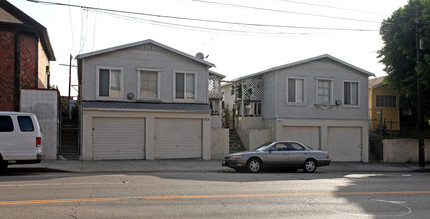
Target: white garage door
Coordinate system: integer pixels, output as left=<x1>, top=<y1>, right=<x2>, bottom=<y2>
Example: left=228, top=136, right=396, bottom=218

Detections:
left=155, top=118, right=202, bottom=159
left=283, top=126, right=320, bottom=149
left=328, top=127, right=361, bottom=161
left=92, top=118, right=145, bottom=160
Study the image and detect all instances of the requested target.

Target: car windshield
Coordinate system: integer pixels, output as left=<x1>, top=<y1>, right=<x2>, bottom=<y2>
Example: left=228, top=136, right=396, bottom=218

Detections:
left=256, top=142, right=274, bottom=151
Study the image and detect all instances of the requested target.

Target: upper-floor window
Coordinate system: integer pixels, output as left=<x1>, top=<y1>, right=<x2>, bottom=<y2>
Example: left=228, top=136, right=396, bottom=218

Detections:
left=97, top=67, right=123, bottom=99
left=316, top=78, right=333, bottom=105
left=287, top=77, right=305, bottom=104
left=175, top=72, right=195, bottom=100
left=343, top=81, right=359, bottom=106
left=138, top=69, right=160, bottom=99
left=376, top=95, right=396, bottom=107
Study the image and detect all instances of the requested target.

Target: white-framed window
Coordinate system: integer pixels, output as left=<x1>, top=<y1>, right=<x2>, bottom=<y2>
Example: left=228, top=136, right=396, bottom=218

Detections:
left=343, top=81, right=359, bottom=106
left=96, top=66, right=124, bottom=99
left=286, top=77, right=305, bottom=104
left=174, top=71, right=196, bottom=100
left=316, top=78, right=333, bottom=105
left=137, top=68, right=160, bottom=99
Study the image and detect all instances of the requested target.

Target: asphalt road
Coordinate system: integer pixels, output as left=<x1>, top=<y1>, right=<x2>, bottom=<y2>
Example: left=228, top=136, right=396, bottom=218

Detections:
left=0, top=169, right=429, bottom=218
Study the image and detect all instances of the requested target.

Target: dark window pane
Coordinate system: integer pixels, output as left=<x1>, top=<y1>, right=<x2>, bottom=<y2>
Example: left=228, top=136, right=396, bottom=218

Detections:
left=376, top=95, right=381, bottom=107
left=288, top=79, right=296, bottom=102
left=18, top=116, right=34, bottom=132
left=344, top=82, right=351, bottom=104
left=176, top=73, right=184, bottom=99
left=0, top=116, right=14, bottom=132
left=99, top=69, right=110, bottom=97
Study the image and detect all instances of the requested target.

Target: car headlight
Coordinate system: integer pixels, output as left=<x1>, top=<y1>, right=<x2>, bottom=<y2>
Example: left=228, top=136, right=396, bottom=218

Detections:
left=230, top=155, right=242, bottom=160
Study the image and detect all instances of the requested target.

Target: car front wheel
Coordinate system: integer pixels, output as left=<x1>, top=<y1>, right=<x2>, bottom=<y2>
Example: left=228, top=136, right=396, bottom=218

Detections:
left=247, top=158, right=262, bottom=173
left=303, top=159, right=317, bottom=173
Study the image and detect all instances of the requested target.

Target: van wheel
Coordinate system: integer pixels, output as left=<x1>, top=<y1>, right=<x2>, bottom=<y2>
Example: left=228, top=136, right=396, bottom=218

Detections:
left=0, top=161, right=7, bottom=170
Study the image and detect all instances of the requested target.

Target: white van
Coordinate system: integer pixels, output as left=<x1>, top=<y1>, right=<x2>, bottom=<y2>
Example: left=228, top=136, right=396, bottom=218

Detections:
left=0, top=112, right=44, bottom=169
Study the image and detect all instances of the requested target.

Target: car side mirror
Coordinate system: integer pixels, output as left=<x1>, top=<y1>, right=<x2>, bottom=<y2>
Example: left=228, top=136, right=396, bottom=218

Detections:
left=268, top=148, right=275, bottom=152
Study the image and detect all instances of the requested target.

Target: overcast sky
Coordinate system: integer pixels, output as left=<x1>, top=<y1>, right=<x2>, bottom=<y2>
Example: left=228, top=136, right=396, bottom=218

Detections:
left=8, top=0, right=408, bottom=97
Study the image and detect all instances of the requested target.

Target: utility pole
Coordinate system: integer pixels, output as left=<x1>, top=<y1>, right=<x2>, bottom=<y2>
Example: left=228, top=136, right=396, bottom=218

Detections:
left=59, top=55, right=77, bottom=120
left=416, top=6, right=425, bottom=167
left=68, top=54, right=72, bottom=105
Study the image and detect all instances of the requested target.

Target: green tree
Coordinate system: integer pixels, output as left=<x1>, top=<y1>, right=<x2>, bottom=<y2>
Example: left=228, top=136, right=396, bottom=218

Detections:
left=378, top=0, right=430, bottom=120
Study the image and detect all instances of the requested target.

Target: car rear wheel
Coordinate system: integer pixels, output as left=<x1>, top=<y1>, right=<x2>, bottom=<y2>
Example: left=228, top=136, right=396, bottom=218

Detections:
left=303, top=159, right=317, bottom=173
left=246, top=158, right=262, bottom=173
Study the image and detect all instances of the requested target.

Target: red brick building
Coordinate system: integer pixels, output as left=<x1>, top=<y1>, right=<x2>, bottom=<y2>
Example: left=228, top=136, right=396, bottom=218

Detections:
left=0, top=0, right=55, bottom=111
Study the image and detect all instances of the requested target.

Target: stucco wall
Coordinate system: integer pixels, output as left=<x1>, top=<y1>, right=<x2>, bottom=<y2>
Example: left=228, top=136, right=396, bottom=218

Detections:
left=211, top=115, right=222, bottom=129
left=20, top=89, right=59, bottom=159
left=383, top=139, right=430, bottom=163
left=248, top=129, right=271, bottom=151
left=211, top=128, right=229, bottom=159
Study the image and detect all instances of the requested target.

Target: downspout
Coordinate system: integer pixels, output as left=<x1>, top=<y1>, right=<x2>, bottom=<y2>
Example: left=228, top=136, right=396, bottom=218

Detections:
left=275, top=70, right=278, bottom=119
left=35, top=35, right=39, bottom=88
left=13, top=32, right=21, bottom=112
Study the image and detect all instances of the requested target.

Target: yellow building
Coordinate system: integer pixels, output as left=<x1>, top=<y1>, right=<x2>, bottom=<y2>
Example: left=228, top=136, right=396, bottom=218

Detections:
left=368, top=77, right=400, bottom=132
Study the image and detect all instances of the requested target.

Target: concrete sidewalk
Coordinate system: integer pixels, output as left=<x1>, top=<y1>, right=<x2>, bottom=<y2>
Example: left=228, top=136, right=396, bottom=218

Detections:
left=8, top=159, right=430, bottom=173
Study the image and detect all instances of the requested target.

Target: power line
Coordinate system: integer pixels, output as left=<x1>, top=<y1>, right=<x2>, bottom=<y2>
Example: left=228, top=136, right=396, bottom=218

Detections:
left=189, top=0, right=382, bottom=23
left=275, top=0, right=386, bottom=15
left=97, top=10, right=312, bottom=36
left=27, top=0, right=378, bottom=32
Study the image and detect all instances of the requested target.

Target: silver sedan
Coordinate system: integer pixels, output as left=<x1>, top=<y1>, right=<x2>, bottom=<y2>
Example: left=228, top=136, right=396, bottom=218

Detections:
left=222, top=141, right=330, bottom=173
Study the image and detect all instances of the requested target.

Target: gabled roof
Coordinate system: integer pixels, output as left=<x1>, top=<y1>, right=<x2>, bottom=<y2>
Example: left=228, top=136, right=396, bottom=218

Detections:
left=369, top=76, right=385, bottom=89
left=233, top=54, right=375, bottom=81
left=209, top=70, right=226, bottom=79
left=0, top=0, right=55, bottom=61
left=75, top=39, right=216, bottom=68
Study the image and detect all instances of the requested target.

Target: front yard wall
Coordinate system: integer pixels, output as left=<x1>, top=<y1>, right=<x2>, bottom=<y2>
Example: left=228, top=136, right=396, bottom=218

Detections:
left=211, top=128, right=229, bottom=159
left=383, top=139, right=430, bottom=163
left=20, top=89, right=60, bottom=159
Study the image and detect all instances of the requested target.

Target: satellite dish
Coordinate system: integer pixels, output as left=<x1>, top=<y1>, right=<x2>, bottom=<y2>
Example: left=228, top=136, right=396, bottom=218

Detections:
left=196, top=52, right=204, bottom=60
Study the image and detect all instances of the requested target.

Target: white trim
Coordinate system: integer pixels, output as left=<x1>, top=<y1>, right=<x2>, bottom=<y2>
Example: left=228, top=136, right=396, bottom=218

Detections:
left=173, top=70, right=198, bottom=102
left=286, top=76, right=306, bottom=106
left=315, top=77, right=334, bottom=105
left=95, top=66, right=124, bottom=100
left=342, top=80, right=360, bottom=108
left=137, top=68, right=161, bottom=100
